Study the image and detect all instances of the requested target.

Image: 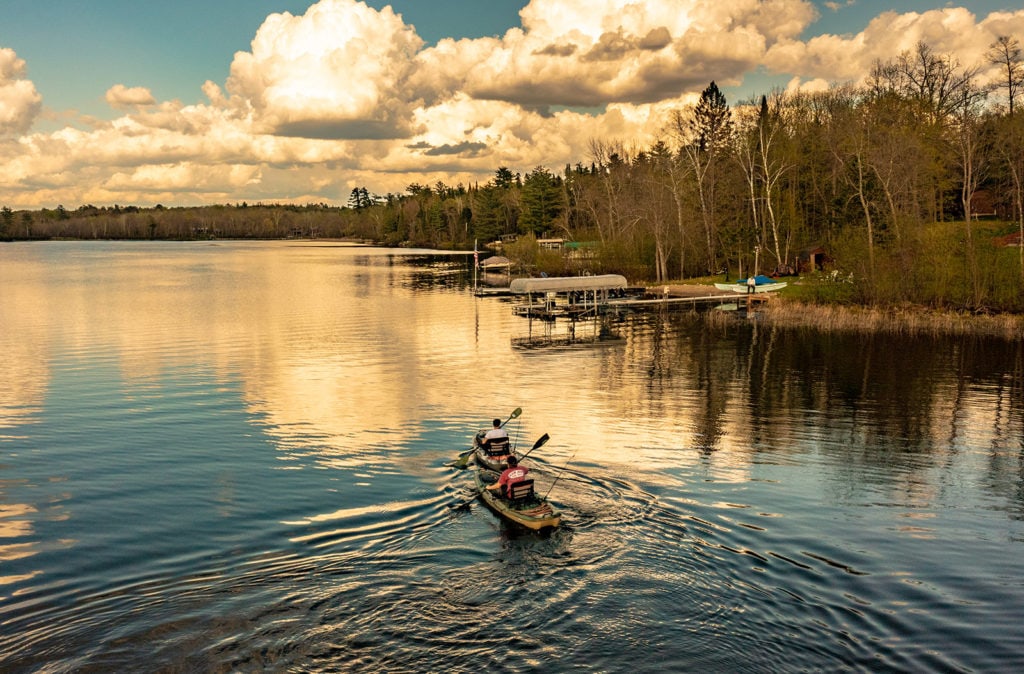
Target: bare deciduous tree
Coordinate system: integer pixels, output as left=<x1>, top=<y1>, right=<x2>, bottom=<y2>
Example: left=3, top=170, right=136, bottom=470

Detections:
left=987, top=35, right=1024, bottom=115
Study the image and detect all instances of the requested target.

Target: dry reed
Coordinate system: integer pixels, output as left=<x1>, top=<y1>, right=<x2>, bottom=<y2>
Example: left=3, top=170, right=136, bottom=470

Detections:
left=756, top=299, right=1024, bottom=340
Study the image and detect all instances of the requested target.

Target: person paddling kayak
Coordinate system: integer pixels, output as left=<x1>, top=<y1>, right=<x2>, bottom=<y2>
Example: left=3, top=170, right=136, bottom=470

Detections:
left=486, top=454, right=528, bottom=499
left=483, top=417, right=508, bottom=443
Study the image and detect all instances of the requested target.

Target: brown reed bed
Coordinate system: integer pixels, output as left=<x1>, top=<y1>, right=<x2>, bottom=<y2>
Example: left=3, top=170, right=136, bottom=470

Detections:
left=754, top=299, right=1024, bottom=340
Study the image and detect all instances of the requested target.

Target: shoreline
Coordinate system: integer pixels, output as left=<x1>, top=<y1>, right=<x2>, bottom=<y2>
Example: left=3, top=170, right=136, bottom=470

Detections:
left=757, top=298, right=1024, bottom=341
left=7, top=241, right=1022, bottom=339
left=650, top=283, right=1024, bottom=340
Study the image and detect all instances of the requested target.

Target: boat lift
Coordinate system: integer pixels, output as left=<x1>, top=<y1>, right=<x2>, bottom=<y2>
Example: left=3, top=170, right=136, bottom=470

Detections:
left=508, top=274, right=629, bottom=347
left=509, top=274, right=629, bottom=320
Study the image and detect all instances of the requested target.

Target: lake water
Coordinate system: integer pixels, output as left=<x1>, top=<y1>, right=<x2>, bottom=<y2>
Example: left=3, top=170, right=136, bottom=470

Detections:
left=1, top=240, right=1022, bottom=672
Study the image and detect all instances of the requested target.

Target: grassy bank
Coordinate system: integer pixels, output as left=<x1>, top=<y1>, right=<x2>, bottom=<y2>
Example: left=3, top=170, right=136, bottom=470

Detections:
left=755, top=298, right=1024, bottom=340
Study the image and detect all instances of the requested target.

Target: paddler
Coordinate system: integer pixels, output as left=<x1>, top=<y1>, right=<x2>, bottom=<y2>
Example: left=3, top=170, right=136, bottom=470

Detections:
left=486, top=454, right=528, bottom=499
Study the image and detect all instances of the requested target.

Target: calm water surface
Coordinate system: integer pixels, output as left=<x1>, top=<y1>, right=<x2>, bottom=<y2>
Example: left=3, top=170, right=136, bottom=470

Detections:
left=1, top=241, right=1023, bottom=672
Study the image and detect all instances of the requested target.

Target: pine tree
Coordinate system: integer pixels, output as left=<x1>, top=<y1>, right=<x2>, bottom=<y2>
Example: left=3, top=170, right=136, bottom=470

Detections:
left=519, top=166, right=565, bottom=237
left=691, top=81, right=733, bottom=152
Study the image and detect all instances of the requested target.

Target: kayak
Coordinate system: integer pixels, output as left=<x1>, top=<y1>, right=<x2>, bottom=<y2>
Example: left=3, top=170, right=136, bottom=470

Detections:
left=473, top=468, right=561, bottom=531
left=473, top=431, right=513, bottom=471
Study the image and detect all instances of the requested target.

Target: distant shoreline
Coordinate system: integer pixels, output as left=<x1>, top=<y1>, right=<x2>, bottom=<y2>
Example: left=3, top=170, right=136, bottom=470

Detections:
left=6, top=239, right=1022, bottom=339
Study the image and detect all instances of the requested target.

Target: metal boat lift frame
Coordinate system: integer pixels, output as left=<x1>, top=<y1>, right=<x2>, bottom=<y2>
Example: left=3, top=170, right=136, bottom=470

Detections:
left=509, top=274, right=628, bottom=320
left=509, top=274, right=628, bottom=347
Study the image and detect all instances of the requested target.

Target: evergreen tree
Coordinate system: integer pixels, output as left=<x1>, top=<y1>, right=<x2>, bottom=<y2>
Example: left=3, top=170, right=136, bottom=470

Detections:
left=519, top=166, right=565, bottom=236
left=472, top=185, right=504, bottom=242
left=692, top=81, right=733, bottom=152
left=679, top=82, right=734, bottom=272
left=348, top=187, right=366, bottom=210
left=493, top=167, right=515, bottom=189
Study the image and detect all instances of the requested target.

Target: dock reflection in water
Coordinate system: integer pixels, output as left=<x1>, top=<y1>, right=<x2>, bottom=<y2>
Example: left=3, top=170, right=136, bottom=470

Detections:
left=0, top=241, right=1022, bottom=672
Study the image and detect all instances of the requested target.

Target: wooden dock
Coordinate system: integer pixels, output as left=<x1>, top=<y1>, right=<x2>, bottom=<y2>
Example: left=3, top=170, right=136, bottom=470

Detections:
left=606, top=293, right=769, bottom=309
left=487, top=276, right=778, bottom=348
left=508, top=278, right=774, bottom=319
left=475, top=275, right=777, bottom=320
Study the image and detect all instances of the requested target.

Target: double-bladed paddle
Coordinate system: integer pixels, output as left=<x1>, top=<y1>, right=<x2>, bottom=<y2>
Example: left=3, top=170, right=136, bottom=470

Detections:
left=450, top=407, right=521, bottom=468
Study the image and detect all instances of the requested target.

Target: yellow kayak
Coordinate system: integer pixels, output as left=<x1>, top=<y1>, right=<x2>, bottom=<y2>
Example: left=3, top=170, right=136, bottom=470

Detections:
left=473, top=468, right=561, bottom=531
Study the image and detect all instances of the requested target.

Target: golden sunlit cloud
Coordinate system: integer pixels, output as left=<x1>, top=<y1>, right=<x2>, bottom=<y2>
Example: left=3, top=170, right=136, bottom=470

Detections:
left=0, top=47, right=42, bottom=136
left=226, top=0, right=424, bottom=140
left=105, top=84, right=157, bottom=109
left=1, top=0, right=1023, bottom=208
left=764, top=8, right=1024, bottom=83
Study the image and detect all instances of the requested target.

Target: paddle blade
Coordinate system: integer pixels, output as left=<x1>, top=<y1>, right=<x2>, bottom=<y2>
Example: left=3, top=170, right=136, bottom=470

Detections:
left=451, top=497, right=475, bottom=511
left=452, top=449, right=473, bottom=469
left=501, top=407, right=523, bottom=427
left=520, top=433, right=550, bottom=460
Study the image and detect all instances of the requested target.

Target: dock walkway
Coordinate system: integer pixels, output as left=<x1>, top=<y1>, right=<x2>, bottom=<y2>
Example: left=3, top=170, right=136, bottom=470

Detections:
left=509, top=279, right=772, bottom=319
left=475, top=275, right=776, bottom=317
left=493, top=278, right=775, bottom=347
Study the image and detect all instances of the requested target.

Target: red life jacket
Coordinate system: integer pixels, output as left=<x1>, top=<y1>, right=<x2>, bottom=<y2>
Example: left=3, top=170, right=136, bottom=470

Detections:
left=499, top=467, right=527, bottom=493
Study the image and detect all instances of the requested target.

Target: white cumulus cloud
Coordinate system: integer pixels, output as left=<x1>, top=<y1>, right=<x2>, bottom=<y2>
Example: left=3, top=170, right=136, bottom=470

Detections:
left=422, top=0, right=818, bottom=108
left=105, top=84, right=157, bottom=109
left=225, top=0, right=424, bottom=140
left=764, top=7, right=1024, bottom=87
left=0, top=48, right=43, bottom=136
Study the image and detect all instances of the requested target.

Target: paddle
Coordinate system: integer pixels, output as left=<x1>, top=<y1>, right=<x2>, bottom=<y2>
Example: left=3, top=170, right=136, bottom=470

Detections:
left=451, top=449, right=476, bottom=469
left=520, top=432, right=549, bottom=460
left=450, top=407, right=522, bottom=468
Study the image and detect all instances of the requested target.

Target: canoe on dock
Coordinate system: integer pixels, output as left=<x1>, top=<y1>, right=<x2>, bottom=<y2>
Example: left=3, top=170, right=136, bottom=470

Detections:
left=714, top=275, right=788, bottom=294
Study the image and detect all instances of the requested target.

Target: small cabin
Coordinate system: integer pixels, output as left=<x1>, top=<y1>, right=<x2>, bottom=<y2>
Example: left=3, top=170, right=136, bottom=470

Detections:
left=970, top=190, right=998, bottom=220
left=797, top=245, right=830, bottom=272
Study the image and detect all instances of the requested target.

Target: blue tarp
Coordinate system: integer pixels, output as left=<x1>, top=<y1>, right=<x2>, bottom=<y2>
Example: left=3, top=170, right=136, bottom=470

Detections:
left=742, top=275, right=777, bottom=285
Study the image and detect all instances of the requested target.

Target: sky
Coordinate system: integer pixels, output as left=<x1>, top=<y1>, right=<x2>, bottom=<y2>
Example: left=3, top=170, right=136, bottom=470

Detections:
left=1, top=0, right=1022, bottom=210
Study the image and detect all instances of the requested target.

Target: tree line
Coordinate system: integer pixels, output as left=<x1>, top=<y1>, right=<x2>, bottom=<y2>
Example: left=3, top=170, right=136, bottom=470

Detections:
left=3, top=38, right=1024, bottom=312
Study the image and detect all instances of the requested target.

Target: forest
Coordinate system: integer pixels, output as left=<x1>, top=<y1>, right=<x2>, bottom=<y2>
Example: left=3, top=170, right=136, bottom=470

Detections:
left=3, top=39, right=1024, bottom=313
